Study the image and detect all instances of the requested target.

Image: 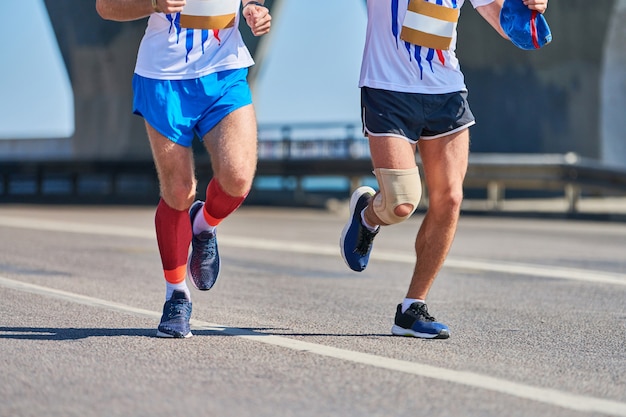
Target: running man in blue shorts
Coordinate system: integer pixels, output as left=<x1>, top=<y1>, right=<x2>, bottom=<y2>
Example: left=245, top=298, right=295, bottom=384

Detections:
left=96, top=0, right=271, bottom=338
left=340, top=0, right=548, bottom=339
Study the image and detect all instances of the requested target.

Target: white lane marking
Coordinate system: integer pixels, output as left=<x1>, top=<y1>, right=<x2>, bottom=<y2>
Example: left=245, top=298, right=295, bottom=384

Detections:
left=1, top=275, right=625, bottom=417
left=1, top=216, right=625, bottom=286
left=220, top=236, right=626, bottom=286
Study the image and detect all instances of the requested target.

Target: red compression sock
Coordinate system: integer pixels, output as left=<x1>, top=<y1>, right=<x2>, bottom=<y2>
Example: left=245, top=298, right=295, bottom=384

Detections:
left=155, top=198, right=192, bottom=284
left=202, top=179, right=247, bottom=226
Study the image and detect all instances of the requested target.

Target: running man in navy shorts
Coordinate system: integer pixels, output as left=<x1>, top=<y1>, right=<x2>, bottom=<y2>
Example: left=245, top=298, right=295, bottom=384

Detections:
left=340, top=0, right=549, bottom=339
left=96, top=0, right=271, bottom=338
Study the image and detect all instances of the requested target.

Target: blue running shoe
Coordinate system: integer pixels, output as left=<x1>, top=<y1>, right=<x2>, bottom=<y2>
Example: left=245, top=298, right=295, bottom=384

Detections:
left=340, top=186, right=378, bottom=272
left=187, top=200, right=220, bottom=291
left=391, top=302, right=450, bottom=339
left=156, top=290, right=192, bottom=338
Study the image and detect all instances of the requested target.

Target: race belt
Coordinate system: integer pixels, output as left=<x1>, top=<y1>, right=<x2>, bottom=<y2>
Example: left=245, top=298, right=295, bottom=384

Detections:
left=400, top=0, right=459, bottom=50
left=180, top=0, right=238, bottom=30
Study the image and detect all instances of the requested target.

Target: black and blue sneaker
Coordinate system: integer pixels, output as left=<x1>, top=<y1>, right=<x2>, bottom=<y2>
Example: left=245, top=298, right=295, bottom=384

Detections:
left=156, top=290, right=192, bottom=338
left=340, top=186, right=378, bottom=272
left=391, top=302, right=450, bottom=339
left=187, top=200, right=220, bottom=291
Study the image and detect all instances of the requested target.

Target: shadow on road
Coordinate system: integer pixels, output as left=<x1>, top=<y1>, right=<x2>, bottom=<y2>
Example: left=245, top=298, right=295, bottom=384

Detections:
left=0, top=326, right=392, bottom=340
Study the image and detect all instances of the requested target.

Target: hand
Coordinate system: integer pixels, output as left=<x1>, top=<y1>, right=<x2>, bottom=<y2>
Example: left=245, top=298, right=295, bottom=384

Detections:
left=154, top=0, right=186, bottom=14
left=523, top=0, right=548, bottom=14
left=243, top=3, right=271, bottom=36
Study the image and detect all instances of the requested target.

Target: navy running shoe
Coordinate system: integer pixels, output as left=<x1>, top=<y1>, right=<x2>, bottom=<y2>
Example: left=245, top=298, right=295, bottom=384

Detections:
left=187, top=200, right=220, bottom=291
left=391, top=302, right=450, bottom=339
left=156, top=290, right=192, bottom=338
left=340, top=186, right=378, bottom=272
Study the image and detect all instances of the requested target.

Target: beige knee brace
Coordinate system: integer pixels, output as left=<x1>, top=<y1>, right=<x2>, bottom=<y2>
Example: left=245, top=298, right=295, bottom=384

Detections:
left=372, top=167, right=422, bottom=224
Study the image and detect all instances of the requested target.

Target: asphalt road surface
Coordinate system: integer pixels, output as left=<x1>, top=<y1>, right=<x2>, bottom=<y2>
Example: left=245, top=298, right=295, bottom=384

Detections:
left=0, top=204, right=625, bottom=417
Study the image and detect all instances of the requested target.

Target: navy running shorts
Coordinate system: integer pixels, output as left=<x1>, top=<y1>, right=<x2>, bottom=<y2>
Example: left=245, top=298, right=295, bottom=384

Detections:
left=361, top=86, right=476, bottom=143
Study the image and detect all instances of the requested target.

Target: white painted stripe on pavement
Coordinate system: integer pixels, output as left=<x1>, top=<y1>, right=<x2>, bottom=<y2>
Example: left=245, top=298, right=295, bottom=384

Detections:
left=1, top=216, right=625, bottom=286
left=1, top=275, right=625, bottom=417
left=220, top=236, right=626, bottom=286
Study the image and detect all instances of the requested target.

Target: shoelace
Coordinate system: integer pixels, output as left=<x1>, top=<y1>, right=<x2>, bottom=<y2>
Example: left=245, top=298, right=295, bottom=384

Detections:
left=167, top=300, right=190, bottom=318
left=354, top=224, right=377, bottom=256
left=409, top=303, right=435, bottom=322
left=196, top=232, right=216, bottom=257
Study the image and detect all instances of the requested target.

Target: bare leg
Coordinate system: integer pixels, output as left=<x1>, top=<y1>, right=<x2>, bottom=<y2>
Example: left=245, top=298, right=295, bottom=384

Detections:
left=407, top=129, right=469, bottom=300
left=145, top=123, right=197, bottom=210
left=362, top=130, right=469, bottom=300
left=202, top=104, right=258, bottom=197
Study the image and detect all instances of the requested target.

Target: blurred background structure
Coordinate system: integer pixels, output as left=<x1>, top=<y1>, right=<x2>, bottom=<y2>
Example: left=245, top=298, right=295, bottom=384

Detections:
left=1, top=0, right=625, bottom=215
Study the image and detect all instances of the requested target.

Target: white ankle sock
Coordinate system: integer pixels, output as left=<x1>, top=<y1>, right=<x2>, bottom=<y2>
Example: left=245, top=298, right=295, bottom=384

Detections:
left=192, top=203, right=216, bottom=235
left=402, top=298, right=425, bottom=313
left=166, top=281, right=190, bottom=301
left=360, top=210, right=379, bottom=232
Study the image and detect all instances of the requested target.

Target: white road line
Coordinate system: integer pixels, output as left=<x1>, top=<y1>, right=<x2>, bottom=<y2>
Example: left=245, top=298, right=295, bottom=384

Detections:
left=1, top=216, right=625, bottom=286
left=1, top=275, right=625, bottom=417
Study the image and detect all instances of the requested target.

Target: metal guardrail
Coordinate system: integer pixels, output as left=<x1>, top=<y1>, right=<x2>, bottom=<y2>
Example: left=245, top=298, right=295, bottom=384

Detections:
left=464, top=153, right=626, bottom=213
left=2, top=124, right=626, bottom=214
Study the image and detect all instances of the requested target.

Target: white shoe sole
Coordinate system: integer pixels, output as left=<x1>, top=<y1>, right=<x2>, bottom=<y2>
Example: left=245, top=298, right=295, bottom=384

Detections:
left=156, top=330, right=193, bottom=338
left=391, top=325, right=448, bottom=339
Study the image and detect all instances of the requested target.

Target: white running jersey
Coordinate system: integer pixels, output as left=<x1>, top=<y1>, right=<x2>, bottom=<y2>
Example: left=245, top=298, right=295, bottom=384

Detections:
left=134, top=10, right=254, bottom=80
left=359, top=0, right=494, bottom=94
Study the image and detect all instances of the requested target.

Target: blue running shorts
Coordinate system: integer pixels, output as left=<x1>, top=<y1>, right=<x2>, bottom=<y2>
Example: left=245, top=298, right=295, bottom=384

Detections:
left=361, top=87, right=476, bottom=143
left=133, top=68, right=253, bottom=147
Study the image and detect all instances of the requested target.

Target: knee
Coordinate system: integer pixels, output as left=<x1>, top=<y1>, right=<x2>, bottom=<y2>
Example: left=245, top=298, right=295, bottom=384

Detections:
left=215, top=166, right=254, bottom=197
left=161, top=178, right=197, bottom=211
left=217, top=173, right=253, bottom=197
left=428, top=188, right=463, bottom=216
left=372, top=167, right=422, bottom=225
